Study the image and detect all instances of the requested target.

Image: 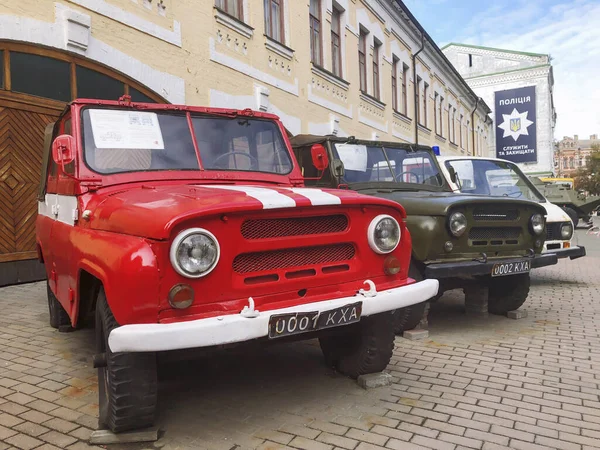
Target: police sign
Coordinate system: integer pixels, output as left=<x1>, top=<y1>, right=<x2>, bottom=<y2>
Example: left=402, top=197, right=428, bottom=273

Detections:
left=494, top=86, right=537, bottom=163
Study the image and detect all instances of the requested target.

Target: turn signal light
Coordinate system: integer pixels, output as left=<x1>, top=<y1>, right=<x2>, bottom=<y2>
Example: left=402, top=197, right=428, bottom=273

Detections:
left=564, top=242, right=570, bottom=249
left=168, top=284, right=195, bottom=309
left=383, top=255, right=401, bottom=275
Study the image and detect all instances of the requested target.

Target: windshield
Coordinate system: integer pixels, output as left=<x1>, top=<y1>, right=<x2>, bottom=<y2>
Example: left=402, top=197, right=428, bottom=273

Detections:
left=444, top=159, right=545, bottom=202
left=81, top=108, right=293, bottom=175
left=332, top=143, right=444, bottom=187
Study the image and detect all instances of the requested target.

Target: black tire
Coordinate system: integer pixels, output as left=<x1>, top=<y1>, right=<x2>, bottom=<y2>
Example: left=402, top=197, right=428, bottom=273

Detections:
left=392, top=264, right=429, bottom=333
left=564, top=207, right=579, bottom=227
left=96, top=288, right=157, bottom=433
left=47, top=281, right=70, bottom=329
left=488, top=273, right=530, bottom=315
left=319, top=312, right=395, bottom=379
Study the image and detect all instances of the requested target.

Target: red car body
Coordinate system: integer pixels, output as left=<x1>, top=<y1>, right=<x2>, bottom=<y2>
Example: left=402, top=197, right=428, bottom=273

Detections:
left=36, top=99, right=438, bottom=353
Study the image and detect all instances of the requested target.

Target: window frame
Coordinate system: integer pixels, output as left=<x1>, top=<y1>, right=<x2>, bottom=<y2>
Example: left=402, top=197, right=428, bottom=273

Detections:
left=423, top=82, right=429, bottom=128
left=401, top=63, right=409, bottom=116
left=215, top=0, right=244, bottom=22
left=264, top=0, right=285, bottom=44
left=331, top=6, right=342, bottom=78
left=391, top=57, right=398, bottom=112
left=434, top=92, right=438, bottom=134
left=309, top=0, right=322, bottom=65
left=372, top=39, right=381, bottom=100
left=358, top=29, right=367, bottom=93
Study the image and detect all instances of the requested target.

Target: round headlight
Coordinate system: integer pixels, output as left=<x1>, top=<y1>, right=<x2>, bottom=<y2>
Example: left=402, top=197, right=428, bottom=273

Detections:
left=560, top=222, right=573, bottom=240
left=170, top=228, right=220, bottom=278
left=530, top=214, right=544, bottom=235
left=448, top=212, right=468, bottom=237
left=368, top=215, right=400, bottom=254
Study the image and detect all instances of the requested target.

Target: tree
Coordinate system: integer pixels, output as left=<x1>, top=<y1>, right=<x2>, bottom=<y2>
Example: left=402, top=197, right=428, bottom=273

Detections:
left=574, top=144, right=600, bottom=195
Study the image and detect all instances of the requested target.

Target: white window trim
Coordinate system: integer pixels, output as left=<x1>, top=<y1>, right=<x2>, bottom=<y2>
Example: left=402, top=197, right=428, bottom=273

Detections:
left=214, top=7, right=253, bottom=39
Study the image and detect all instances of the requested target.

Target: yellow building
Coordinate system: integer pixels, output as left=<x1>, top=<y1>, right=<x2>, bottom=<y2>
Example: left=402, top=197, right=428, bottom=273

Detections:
left=0, top=0, right=493, bottom=284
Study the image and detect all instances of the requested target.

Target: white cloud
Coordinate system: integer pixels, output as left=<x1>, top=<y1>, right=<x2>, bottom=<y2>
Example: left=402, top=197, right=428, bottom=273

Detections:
left=454, top=0, right=600, bottom=139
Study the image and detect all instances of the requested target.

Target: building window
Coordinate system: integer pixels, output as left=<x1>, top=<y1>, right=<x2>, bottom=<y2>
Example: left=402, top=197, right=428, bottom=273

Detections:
left=215, top=0, right=243, bottom=21
left=416, top=76, right=422, bottom=124
left=423, top=83, right=429, bottom=127
left=459, top=114, right=464, bottom=148
left=264, top=0, right=284, bottom=43
left=434, top=93, right=439, bottom=134
left=438, top=96, right=443, bottom=136
left=309, top=0, right=321, bottom=65
left=468, top=54, right=473, bottom=67
left=569, top=157, right=574, bottom=169
left=401, top=63, right=409, bottom=116
left=331, top=6, right=342, bottom=77
left=373, top=39, right=381, bottom=100
left=466, top=120, right=470, bottom=152
left=563, top=157, right=568, bottom=169
left=448, top=106, right=452, bottom=142
left=392, top=57, right=398, bottom=111
left=358, top=29, right=367, bottom=93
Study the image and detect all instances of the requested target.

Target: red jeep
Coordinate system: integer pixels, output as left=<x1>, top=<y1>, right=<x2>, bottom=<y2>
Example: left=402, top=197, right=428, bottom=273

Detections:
left=36, top=98, right=438, bottom=433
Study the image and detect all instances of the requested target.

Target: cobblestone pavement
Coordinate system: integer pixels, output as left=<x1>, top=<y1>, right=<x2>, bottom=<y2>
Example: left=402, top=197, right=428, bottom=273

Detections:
left=0, top=230, right=599, bottom=450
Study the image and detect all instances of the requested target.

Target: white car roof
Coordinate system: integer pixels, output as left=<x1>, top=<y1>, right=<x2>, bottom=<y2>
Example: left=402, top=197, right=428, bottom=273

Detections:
left=438, top=155, right=511, bottom=163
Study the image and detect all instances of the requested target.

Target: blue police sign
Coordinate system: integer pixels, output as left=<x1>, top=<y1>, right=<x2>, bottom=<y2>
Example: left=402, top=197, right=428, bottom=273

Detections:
left=494, top=86, right=537, bottom=163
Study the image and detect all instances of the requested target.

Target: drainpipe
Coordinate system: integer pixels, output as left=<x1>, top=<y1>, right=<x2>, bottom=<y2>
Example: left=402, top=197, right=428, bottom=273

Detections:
left=470, top=97, right=480, bottom=156
left=412, top=32, right=425, bottom=146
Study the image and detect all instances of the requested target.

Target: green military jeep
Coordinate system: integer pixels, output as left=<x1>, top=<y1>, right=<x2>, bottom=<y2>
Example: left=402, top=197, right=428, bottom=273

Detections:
left=290, top=135, right=558, bottom=331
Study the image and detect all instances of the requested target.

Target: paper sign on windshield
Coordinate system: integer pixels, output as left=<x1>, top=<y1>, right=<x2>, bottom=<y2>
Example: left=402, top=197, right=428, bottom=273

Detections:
left=89, top=110, right=165, bottom=150
left=335, top=144, right=368, bottom=172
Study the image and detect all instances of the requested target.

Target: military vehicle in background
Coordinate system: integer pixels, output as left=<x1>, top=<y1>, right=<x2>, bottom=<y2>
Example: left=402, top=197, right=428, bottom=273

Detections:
left=531, top=177, right=600, bottom=227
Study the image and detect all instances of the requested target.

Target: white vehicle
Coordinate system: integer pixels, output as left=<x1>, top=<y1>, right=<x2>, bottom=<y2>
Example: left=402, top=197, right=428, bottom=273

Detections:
left=438, top=156, right=586, bottom=261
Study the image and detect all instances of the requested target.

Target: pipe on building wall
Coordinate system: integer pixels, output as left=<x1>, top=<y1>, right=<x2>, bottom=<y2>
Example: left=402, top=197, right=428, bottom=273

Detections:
left=412, top=33, right=425, bottom=146
left=470, top=96, right=480, bottom=156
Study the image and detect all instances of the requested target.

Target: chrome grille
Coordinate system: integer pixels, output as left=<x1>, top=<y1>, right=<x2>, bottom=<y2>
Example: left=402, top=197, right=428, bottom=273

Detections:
left=232, top=244, right=355, bottom=274
left=473, top=208, right=519, bottom=221
left=241, top=215, right=348, bottom=239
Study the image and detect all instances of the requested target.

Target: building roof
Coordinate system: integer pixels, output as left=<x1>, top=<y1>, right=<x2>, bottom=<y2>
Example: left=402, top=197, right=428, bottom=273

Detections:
left=441, top=42, right=549, bottom=59
left=391, top=1, right=492, bottom=115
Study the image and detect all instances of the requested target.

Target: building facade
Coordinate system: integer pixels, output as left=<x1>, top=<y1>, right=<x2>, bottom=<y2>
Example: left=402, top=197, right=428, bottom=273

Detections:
left=555, top=134, right=599, bottom=177
left=0, top=0, right=492, bottom=284
left=443, top=43, right=557, bottom=176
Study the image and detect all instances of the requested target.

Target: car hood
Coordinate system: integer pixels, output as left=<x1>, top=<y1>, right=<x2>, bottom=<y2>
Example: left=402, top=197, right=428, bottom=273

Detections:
left=352, top=189, right=547, bottom=216
left=543, top=201, right=571, bottom=223
left=85, top=183, right=401, bottom=239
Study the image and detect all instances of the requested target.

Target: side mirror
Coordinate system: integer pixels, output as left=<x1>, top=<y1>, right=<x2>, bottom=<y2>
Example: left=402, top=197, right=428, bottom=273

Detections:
left=311, top=144, right=329, bottom=171
left=331, top=159, right=345, bottom=178
left=52, top=134, right=75, bottom=168
left=447, top=165, right=458, bottom=184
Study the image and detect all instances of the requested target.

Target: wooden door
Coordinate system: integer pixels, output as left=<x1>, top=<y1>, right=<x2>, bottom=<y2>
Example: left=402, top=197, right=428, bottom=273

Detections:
left=0, top=105, right=58, bottom=263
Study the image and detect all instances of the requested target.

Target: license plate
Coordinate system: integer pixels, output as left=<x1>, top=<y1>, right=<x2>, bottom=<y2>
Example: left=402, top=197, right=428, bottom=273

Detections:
left=268, top=302, right=363, bottom=339
left=491, top=259, right=531, bottom=277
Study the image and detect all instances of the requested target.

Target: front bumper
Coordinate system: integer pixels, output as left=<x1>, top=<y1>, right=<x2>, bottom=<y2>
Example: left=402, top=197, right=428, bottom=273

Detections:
left=424, top=253, right=558, bottom=279
left=547, top=245, right=586, bottom=260
left=108, top=279, right=439, bottom=353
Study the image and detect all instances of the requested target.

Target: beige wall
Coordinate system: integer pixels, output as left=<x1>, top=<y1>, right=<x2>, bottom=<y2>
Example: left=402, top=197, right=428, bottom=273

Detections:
left=0, top=0, right=493, bottom=155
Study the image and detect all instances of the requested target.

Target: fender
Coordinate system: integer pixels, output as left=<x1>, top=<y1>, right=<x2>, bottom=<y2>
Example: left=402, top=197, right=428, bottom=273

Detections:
left=71, top=228, right=160, bottom=326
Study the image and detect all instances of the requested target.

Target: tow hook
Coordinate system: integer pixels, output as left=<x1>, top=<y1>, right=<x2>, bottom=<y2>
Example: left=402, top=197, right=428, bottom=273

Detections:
left=93, top=353, right=107, bottom=368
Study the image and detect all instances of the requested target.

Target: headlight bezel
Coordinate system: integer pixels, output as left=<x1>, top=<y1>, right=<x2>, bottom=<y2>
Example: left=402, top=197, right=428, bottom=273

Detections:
left=448, top=211, right=468, bottom=237
left=170, top=228, right=220, bottom=278
left=368, top=214, right=401, bottom=254
left=560, top=222, right=573, bottom=240
left=530, top=213, right=545, bottom=236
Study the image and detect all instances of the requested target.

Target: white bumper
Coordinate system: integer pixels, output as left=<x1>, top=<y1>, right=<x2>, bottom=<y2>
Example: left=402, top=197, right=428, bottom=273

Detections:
left=108, top=279, right=439, bottom=353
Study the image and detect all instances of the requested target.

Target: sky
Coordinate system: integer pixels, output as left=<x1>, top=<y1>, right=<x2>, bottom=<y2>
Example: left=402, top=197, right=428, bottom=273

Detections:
left=402, top=0, right=600, bottom=141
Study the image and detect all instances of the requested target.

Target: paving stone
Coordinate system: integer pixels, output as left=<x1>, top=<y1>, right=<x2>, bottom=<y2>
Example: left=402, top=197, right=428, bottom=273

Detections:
left=4, top=433, right=43, bottom=450
left=357, top=373, right=393, bottom=389
left=39, top=430, right=78, bottom=447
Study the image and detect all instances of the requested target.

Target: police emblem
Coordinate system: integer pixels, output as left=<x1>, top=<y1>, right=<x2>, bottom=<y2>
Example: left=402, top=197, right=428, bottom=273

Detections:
left=510, top=118, right=521, bottom=132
